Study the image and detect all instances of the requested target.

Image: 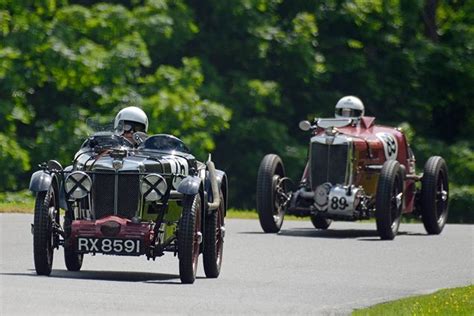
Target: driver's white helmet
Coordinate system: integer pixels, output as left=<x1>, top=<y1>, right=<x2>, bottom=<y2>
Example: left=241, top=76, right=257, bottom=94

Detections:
left=335, top=96, right=365, bottom=119
left=114, top=106, right=149, bottom=133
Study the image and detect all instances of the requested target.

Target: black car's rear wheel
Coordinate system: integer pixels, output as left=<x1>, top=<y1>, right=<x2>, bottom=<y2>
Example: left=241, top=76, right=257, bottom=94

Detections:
left=310, top=214, right=332, bottom=230
left=203, top=190, right=224, bottom=278
left=256, top=154, right=288, bottom=233
left=376, top=160, right=404, bottom=240
left=421, top=156, right=449, bottom=234
left=33, top=189, right=57, bottom=275
left=178, top=194, right=202, bottom=284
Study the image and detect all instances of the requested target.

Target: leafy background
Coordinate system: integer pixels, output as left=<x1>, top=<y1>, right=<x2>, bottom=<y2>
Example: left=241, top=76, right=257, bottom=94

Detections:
left=0, top=0, right=473, bottom=221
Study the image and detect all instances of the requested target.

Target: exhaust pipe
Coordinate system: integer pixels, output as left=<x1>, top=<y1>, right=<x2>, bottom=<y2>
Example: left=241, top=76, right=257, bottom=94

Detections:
left=207, top=155, right=221, bottom=211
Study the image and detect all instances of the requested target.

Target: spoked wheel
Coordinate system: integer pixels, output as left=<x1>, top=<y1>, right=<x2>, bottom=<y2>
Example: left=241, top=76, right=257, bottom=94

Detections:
left=376, top=160, right=404, bottom=240
left=256, top=154, right=289, bottom=233
left=310, top=214, right=332, bottom=230
left=421, top=156, right=449, bottom=234
left=33, top=189, right=58, bottom=275
left=178, top=194, right=202, bottom=284
left=203, top=190, right=225, bottom=278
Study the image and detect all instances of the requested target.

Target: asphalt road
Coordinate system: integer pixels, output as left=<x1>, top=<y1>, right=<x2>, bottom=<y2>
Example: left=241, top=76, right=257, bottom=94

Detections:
left=1, top=214, right=473, bottom=315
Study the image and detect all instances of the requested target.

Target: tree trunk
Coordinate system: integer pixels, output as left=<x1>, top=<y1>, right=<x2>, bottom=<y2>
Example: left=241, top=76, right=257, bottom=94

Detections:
left=423, top=0, right=439, bottom=42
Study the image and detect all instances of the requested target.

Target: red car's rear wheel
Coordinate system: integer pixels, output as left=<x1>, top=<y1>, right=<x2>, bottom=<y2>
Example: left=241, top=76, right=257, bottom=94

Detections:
left=421, top=156, right=449, bottom=234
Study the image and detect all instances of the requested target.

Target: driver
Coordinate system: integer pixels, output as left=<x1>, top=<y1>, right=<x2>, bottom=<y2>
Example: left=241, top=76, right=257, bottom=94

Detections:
left=334, top=96, right=365, bottom=119
left=114, top=106, right=149, bottom=145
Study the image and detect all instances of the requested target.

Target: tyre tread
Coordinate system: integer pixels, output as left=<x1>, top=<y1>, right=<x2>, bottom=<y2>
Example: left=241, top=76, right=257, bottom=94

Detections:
left=256, top=154, right=285, bottom=233
left=421, top=156, right=449, bottom=234
left=376, top=160, right=402, bottom=240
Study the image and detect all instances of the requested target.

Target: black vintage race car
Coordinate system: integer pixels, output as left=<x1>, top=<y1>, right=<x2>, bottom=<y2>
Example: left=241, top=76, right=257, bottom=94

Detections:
left=29, top=127, right=227, bottom=284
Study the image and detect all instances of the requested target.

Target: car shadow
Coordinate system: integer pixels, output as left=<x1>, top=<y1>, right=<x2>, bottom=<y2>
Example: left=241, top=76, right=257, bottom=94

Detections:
left=239, top=228, right=425, bottom=240
left=278, top=228, right=384, bottom=240
left=0, top=270, right=195, bottom=284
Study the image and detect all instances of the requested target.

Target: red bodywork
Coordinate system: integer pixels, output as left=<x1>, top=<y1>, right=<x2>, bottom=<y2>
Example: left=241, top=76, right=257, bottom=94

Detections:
left=69, top=216, right=154, bottom=255
left=302, top=116, right=416, bottom=214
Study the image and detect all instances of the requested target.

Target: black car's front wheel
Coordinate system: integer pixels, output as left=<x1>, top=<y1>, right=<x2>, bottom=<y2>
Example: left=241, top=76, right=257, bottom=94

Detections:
left=178, top=194, right=202, bottom=284
left=63, top=213, right=83, bottom=271
left=203, top=190, right=225, bottom=278
left=375, top=160, right=404, bottom=240
left=64, top=245, right=83, bottom=271
left=256, top=154, right=288, bottom=233
left=33, top=189, right=57, bottom=275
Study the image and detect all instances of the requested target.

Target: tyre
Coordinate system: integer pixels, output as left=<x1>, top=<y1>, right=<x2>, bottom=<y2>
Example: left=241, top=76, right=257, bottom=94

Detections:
left=376, top=160, right=404, bottom=240
left=63, top=212, right=83, bottom=271
left=33, top=190, right=57, bottom=275
left=310, top=214, right=332, bottom=230
left=178, top=194, right=202, bottom=284
left=203, top=190, right=224, bottom=278
left=256, top=154, right=287, bottom=233
left=421, top=156, right=449, bottom=234
left=64, top=247, right=83, bottom=271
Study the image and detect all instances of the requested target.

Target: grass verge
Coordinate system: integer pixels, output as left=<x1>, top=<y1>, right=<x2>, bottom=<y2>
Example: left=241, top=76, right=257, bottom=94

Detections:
left=0, top=192, right=306, bottom=221
left=353, top=285, right=474, bottom=315
left=0, top=190, right=34, bottom=213
left=226, top=209, right=308, bottom=221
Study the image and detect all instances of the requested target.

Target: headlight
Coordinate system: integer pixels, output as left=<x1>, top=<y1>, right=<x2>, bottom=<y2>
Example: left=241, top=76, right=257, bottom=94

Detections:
left=141, top=174, right=167, bottom=201
left=65, top=171, right=92, bottom=199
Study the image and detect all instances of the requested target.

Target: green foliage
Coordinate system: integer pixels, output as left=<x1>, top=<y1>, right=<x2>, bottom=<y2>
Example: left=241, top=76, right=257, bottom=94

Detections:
left=412, top=138, right=474, bottom=186
left=449, top=186, right=474, bottom=224
left=0, top=0, right=472, bottom=223
left=0, top=133, right=30, bottom=191
left=0, top=0, right=230, bottom=177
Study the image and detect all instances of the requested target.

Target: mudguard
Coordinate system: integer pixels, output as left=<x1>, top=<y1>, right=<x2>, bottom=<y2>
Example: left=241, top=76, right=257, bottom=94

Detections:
left=177, top=176, right=201, bottom=195
left=29, top=170, right=52, bottom=192
left=29, top=170, right=67, bottom=210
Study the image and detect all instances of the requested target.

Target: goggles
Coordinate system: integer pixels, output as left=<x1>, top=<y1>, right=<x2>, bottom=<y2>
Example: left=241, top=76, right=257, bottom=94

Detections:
left=121, top=121, right=145, bottom=133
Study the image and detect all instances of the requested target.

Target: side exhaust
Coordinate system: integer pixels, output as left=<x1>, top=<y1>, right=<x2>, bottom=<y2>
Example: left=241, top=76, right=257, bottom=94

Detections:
left=206, top=155, right=221, bottom=211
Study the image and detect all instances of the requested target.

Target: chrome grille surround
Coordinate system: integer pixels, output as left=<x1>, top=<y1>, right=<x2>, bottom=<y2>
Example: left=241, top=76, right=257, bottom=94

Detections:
left=309, top=134, right=354, bottom=190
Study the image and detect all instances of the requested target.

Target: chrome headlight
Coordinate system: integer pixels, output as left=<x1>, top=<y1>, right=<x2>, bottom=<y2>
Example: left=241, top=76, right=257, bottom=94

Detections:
left=141, top=174, right=167, bottom=201
left=65, top=171, right=92, bottom=199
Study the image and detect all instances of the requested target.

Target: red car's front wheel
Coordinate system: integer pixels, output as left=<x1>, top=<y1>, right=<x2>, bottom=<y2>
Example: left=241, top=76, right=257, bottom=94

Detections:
left=256, top=154, right=287, bottom=233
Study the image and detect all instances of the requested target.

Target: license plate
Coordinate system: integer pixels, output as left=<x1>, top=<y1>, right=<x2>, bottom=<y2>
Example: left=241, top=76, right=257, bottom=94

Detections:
left=77, top=238, right=141, bottom=255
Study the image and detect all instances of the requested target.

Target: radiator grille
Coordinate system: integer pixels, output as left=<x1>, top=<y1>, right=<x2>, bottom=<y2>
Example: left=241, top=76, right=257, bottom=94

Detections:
left=92, top=173, right=114, bottom=219
left=92, top=173, right=140, bottom=219
left=310, top=143, right=349, bottom=190
left=117, top=174, right=140, bottom=218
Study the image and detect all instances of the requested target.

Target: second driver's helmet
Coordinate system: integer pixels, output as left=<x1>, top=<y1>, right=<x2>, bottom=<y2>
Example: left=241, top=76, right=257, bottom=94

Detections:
left=335, top=96, right=365, bottom=119
left=114, top=106, right=149, bottom=134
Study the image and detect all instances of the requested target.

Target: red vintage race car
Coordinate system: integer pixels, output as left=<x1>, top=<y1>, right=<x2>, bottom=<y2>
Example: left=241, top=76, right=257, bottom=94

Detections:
left=256, top=97, right=449, bottom=240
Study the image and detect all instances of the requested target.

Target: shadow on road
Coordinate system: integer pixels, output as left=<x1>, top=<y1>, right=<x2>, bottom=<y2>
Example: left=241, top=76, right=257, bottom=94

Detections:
left=0, top=270, right=191, bottom=284
left=239, top=228, right=425, bottom=240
